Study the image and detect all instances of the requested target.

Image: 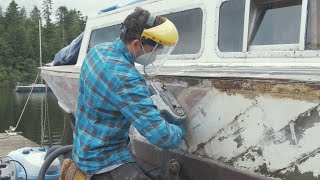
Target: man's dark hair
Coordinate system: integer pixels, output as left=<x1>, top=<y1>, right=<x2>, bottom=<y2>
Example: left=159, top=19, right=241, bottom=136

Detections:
left=120, top=7, right=163, bottom=44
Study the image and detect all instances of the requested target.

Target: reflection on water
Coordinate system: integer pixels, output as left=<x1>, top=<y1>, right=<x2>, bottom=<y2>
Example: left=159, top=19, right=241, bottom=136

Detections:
left=0, top=88, right=73, bottom=146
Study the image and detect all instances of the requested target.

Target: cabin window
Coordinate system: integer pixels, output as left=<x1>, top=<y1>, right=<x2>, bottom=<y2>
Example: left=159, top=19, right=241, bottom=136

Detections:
left=87, top=9, right=203, bottom=56
left=218, top=0, right=245, bottom=52
left=164, top=8, right=203, bottom=55
left=218, top=0, right=304, bottom=54
left=306, top=0, right=320, bottom=50
left=88, top=24, right=122, bottom=52
left=249, top=0, right=302, bottom=47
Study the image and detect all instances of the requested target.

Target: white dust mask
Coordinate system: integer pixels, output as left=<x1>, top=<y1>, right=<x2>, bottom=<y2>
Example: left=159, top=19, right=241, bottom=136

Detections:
left=135, top=44, right=157, bottom=66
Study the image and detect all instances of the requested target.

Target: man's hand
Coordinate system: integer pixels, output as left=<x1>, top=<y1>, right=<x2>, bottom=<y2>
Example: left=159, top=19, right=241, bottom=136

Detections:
left=167, top=123, right=186, bottom=149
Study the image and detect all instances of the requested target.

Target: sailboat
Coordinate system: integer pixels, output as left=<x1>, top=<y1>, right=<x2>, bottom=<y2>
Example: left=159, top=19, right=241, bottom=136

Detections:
left=14, top=19, right=51, bottom=93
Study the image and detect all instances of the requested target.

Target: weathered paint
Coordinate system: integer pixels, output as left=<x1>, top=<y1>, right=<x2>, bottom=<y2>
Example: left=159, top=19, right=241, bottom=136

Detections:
left=41, top=68, right=320, bottom=179
left=41, top=69, right=79, bottom=115
left=130, top=137, right=270, bottom=180
left=146, top=76, right=320, bottom=179
left=295, top=153, right=320, bottom=178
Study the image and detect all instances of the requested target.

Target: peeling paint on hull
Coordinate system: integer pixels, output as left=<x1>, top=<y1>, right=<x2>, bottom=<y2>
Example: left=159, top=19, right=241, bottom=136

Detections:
left=41, top=69, right=320, bottom=179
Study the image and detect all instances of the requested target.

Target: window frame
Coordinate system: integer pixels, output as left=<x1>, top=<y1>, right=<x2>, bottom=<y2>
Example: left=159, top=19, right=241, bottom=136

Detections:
left=215, top=0, right=315, bottom=58
left=86, top=5, right=206, bottom=61
left=79, top=20, right=123, bottom=57
left=158, top=5, right=206, bottom=60
left=87, top=23, right=122, bottom=52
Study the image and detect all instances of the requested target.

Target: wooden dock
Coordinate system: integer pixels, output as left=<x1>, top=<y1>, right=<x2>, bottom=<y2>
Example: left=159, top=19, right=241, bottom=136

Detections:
left=14, top=84, right=51, bottom=93
left=0, top=133, right=38, bottom=157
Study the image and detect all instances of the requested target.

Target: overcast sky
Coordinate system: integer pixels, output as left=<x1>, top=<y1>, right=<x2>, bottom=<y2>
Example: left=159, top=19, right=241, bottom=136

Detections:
left=0, top=0, right=126, bottom=18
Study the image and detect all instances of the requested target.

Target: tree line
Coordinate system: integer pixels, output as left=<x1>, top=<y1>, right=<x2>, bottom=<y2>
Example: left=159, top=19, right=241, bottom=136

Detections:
left=0, top=0, right=86, bottom=87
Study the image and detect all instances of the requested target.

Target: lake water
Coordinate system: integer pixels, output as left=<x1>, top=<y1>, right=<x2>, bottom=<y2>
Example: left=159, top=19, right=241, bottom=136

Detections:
left=0, top=88, right=73, bottom=146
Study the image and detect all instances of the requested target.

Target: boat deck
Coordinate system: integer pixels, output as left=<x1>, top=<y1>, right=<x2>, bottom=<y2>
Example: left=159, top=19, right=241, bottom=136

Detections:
left=0, top=133, right=38, bottom=157
left=39, top=64, right=320, bottom=82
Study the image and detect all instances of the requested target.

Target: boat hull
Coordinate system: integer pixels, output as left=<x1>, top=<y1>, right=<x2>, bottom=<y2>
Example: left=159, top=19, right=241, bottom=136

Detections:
left=41, top=68, right=79, bottom=115
left=40, top=66, right=320, bottom=179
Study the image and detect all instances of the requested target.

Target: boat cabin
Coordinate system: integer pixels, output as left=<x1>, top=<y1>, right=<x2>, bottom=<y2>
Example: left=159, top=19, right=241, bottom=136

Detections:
left=41, top=0, right=320, bottom=179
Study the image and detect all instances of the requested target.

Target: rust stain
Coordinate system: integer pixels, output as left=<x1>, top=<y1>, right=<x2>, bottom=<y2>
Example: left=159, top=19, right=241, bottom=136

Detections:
left=147, top=76, right=320, bottom=103
left=212, top=80, right=320, bottom=102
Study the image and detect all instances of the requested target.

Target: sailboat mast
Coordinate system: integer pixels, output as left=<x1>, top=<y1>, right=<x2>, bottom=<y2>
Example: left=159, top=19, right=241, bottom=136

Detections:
left=39, top=19, right=43, bottom=84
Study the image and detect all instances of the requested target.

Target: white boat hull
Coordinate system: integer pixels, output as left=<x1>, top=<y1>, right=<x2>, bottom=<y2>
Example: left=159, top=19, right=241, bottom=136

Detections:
left=40, top=66, right=320, bottom=179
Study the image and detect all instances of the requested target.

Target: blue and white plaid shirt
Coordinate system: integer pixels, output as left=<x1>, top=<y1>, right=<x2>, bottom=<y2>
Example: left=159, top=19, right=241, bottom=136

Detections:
left=72, top=38, right=185, bottom=177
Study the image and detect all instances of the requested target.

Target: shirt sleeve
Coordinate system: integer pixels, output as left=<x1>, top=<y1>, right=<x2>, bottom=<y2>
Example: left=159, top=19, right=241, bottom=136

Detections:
left=113, top=67, right=185, bottom=149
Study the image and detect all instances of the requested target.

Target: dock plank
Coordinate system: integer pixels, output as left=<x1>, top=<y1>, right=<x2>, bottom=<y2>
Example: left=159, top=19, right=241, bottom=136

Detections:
left=0, top=133, right=38, bottom=157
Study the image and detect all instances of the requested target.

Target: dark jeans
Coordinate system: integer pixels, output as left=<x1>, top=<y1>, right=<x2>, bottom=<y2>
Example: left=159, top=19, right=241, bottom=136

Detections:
left=92, top=163, right=152, bottom=180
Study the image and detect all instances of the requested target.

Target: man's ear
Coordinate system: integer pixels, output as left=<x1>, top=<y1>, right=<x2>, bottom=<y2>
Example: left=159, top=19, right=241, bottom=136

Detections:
left=132, top=39, right=144, bottom=51
left=131, top=39, right=140, bottom=48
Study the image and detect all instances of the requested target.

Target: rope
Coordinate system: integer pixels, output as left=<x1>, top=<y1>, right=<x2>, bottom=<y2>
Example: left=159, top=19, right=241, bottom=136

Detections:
left=40, top=91, right=45, bottom=147
left=45, top=83, right=52, bottom=147
left=7, top=72, right=40, bottom=133
left=59, top=115, right=67, bottom=143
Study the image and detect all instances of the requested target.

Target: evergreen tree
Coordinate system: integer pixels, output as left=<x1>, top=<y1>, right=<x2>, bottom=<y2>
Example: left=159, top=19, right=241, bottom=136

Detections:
left=20, top=7, right=27, bottom=19
left=18, top=7, right=28, bottom=58
left=0, top=6, right=3, bottom=17
left=42, top=0, right=53, bottom=26
left=65, top=9, right=79, bottom=43
left=0, top=1, right=87, bottom=86
left=4, top=0, right=20, bottom=62
left=42, top=0, right=56, bottom=63
left=56, top=6, right=68, bottom=46
left=4, top=0, right=19, bottom=29
left=27, top=6, right=42, bottom=60
left=0, top=36, right=13, bottom=66
left=30, top=6, right=41, bottom=22
left=0, top=6, right=4, bottom=33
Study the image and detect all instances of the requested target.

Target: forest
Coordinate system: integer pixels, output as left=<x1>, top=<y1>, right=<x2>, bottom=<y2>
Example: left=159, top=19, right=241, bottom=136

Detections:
left=0, top=0, right=86, bottom=87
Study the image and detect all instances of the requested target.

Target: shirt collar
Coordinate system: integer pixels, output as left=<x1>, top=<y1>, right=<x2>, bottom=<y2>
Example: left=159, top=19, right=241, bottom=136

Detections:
left=113, top=38, right=134, bottom=65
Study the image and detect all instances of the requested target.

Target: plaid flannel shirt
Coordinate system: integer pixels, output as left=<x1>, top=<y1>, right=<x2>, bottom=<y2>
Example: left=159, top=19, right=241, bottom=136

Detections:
left=72, top=38, right=185, bottom=177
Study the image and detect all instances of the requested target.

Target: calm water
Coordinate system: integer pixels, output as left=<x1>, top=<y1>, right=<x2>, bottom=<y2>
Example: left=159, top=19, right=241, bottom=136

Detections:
left=0, top=88, right=73, bottom=146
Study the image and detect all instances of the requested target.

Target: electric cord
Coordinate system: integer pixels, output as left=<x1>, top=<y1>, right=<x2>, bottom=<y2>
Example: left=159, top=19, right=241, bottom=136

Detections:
left=59, top=115, right=67, bottom=143
left=2, top=156, right=28, bottom=180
